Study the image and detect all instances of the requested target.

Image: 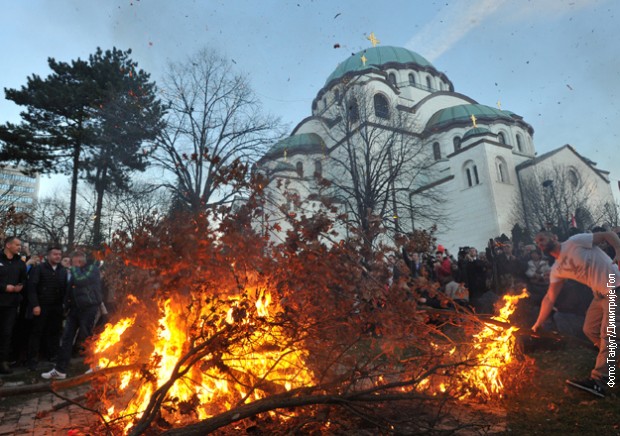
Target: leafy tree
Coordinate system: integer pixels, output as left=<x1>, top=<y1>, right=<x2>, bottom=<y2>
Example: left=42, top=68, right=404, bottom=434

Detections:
left=85, top=48, right=165, bottom=246
left=0, top=48, right=164, bottom=248
left=0, top=57, right=97, bottom=247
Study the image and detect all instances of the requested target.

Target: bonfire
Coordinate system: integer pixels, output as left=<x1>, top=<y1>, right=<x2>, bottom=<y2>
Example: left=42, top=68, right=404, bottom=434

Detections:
left=71, top=210, right=532, bottom=435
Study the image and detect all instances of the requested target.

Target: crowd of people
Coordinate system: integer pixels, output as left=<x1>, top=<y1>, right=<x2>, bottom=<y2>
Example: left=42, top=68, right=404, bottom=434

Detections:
left=2, top=223, right=619, bottom=397
left=0, top=237, right=106, bottom=380
left=393, top=224, right=620, bottom=398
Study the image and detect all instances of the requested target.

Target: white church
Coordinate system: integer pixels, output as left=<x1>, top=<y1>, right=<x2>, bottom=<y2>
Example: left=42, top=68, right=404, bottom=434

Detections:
left=256, top=44, right=615, bottom=252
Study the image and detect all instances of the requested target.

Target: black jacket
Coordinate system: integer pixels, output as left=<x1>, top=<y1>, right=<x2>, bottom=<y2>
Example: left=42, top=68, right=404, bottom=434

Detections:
left=26, top=261, right=68, bottom=307
left=67, top=263, right=102, bottom=309
left=0, top=251, right=28, bottom=307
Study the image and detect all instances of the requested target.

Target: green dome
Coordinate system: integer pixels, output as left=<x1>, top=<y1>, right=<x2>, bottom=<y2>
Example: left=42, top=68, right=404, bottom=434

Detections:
left=463, top=127, right=494, bottom=140
left=325, top=46, right=434, bottom=86
left=265, top=133, right=325, bottom=158
left=426, top=104, right=515, bottom=131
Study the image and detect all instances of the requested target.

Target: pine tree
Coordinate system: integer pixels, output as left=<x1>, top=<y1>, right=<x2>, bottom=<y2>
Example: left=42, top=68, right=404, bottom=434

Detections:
left=0, top=48, right=164, bottom=247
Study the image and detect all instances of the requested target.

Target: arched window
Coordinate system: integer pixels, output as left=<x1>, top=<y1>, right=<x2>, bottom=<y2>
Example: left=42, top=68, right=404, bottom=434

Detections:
left=433, top=142, right=441, bottom=161
left=334, top=89, right=340, bottom=103
left=374, top=94, right=390, bottom=119
left=496, top=157, right=509, bottom=183
left=408, top=73, right=416, bottom=86
left=568, top=168, right=580, bottom=188
left=296, top=161, right=304, bottom=178
left=388, top=73, right=397, bottom=87
left=453, top=136, right=462, bottom=152
left=463, top=160, right=480, bottom=187
left=348, top=98, right=359, bottom=123
left=498, top=132, right=506, bottom=144
left=314, top=160, right=322, bottom=178
left=516, top=133, right=523, bottom=152
left=425, top=76, right=433, bottom=91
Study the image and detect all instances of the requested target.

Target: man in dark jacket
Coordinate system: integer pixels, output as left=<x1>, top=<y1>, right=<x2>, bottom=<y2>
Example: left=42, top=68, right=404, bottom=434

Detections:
left=0, top=236, right=28, bottom=374
left=42, top=251, right=101, bottom=380
left=26, top=246, right=68, bottom=371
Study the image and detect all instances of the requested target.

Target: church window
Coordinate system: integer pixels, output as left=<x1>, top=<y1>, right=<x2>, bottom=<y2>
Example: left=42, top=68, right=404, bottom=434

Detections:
left=388, top=73, right=397, bottom=87
left=425, top=76, right=433, bottom=91
left=496, top=157, right=509, bottom=183
left=498, top=132, right=506, bottom=144
left=334, top=89, right=340, bottom=102
left=433, top=142, right=441, bottom=161
left=348, top=98, right=359, bottom=123
left=516, top=133, right=523, bottom=152
left=568, top=168, right=580, bottom=188
left=463, top=160, right=480, bottom=187
left=374, top=94, right=390, bottom=119
left=296, top=161, right=304, bottom=178
left=314, top=160, right=322, bottom=177
left=453, top=136, right=462, bottom=152
left=408, top=73, right=416, bottom=86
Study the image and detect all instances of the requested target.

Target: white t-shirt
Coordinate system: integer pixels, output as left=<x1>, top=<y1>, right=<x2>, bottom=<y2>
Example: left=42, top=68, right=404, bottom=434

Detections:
left=550, top=233, right=619, bottom=295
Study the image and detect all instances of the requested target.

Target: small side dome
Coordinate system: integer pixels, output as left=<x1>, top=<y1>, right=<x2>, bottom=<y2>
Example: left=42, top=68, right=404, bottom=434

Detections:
left=264, top=133, right=326, bottom=159
left=463, top=127, right=495, bottom=141
left=426, top=104, right=515, bottom=132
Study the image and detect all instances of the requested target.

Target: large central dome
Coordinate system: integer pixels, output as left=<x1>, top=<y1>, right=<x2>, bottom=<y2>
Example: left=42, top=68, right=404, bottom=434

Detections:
left=324, top=46, right=435, bottom=86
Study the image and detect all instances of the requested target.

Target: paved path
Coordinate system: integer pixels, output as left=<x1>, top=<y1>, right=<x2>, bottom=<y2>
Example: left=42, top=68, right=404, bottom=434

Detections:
left=0, top=362, right=96, bottom=435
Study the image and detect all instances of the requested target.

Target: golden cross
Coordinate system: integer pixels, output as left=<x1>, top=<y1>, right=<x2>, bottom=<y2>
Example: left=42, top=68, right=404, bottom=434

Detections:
left=470, top=114, right=477, bottom=128
left=496, top=99, right=502, bottom=109
left=361, top=54, right=367, bottom=66
left=367, top=32, right=380, bottom=47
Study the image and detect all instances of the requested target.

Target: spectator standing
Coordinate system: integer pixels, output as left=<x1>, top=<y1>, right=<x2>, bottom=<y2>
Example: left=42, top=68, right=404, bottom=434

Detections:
left=26, top=246, right=68, bottom=371
left=42, top=251, right=102, bottom=380
left=495, top=242, right=524, bottom=292
left=525, top=249, right=551, bottom=304
left=0, top=237, right=28, bottom=374
left=464, top=248, right=488, bottom=308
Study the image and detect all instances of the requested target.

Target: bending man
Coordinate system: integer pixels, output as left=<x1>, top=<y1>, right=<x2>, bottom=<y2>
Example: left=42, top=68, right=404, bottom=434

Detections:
left=532, top=230, right=620, bottom=397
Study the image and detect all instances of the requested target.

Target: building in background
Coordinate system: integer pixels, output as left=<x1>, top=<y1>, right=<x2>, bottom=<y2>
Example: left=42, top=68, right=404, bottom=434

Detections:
left=0, top=166, right=39, bottom=212
left=256, top=45, right=616, bottom=252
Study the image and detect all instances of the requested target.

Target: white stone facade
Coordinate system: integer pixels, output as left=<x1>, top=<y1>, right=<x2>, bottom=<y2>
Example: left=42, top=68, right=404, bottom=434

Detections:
left=257, top=46, right=615, bottom=253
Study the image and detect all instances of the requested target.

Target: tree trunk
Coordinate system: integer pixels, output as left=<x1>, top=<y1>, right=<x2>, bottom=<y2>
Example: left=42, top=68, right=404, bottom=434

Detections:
left=92, top=164, right=108, bottom=247
left=68, top=141, right=81, bottom=250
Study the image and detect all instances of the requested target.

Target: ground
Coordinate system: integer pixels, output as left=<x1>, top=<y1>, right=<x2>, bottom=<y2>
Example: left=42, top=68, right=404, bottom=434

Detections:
left=506, top=343, right=619, bottom=435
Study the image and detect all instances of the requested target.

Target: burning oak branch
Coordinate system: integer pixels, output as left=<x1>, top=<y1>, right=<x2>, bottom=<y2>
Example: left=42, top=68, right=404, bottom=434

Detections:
left=68, top=188, right=531, bottom=434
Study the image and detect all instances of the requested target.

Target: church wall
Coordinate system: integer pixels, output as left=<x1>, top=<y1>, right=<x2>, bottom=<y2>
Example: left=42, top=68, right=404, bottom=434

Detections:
left=435, top=145, right=501, bottom=253
left=482, top=143, right=523, bottom=237
left=519, top=147, right=615, bottom=209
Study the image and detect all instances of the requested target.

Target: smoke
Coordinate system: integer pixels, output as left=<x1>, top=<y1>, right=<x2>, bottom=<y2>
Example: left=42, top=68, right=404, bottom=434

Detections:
left=405, top=0, right=601, bottom=62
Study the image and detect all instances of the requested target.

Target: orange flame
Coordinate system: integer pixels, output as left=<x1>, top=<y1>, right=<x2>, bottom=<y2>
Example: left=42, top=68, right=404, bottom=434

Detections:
left=91, top=287, right=314, bottom=433
left=419, top=290, right=529, bottom=401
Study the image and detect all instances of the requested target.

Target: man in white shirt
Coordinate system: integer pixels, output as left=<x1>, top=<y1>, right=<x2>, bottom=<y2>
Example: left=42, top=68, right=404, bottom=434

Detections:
left=532, top=231, right=620, bottom=397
